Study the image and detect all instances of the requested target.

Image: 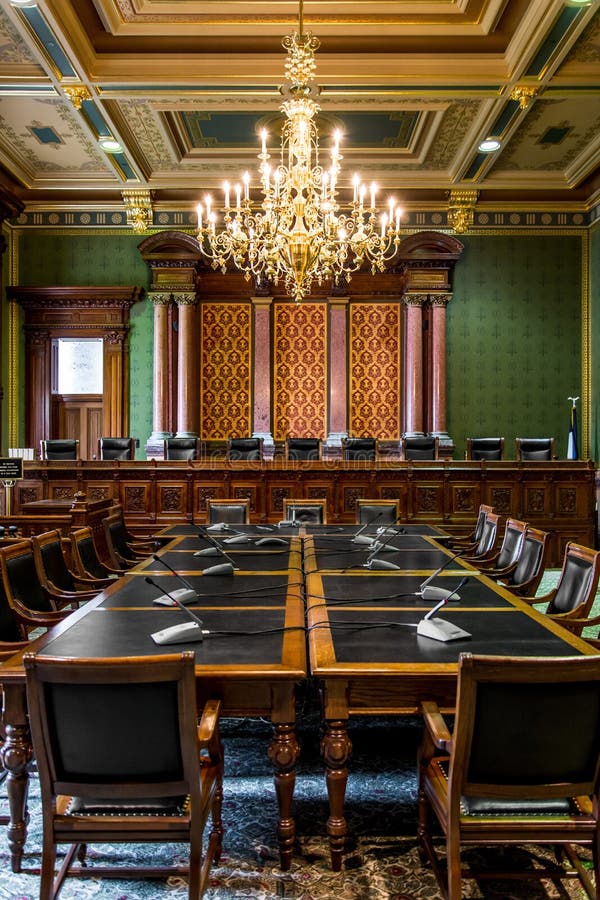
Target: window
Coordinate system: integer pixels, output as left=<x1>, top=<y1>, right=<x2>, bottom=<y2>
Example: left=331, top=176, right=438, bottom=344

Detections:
left=53, top=338, right=103, bottom=395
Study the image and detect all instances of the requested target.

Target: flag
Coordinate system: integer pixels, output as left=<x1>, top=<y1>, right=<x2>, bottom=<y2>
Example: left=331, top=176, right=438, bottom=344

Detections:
left=567, top=399, right=579, bottom=460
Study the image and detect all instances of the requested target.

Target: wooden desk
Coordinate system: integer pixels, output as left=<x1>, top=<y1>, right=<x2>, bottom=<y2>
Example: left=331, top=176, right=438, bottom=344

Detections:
left=0, top=530, right=306, bottom=873
left=304, top=531, right=597, bottom=870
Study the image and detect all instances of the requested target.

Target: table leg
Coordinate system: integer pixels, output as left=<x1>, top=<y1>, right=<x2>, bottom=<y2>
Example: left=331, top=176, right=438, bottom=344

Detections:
left=321, top=718, right=352, bottom=871
left=268, top=722, right=300, bottom=871
left=0, top=717, right=33, bottom=873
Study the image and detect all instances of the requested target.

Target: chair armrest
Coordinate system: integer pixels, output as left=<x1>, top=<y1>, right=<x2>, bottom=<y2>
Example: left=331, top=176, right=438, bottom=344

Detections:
left=0, top=641, right=28, bottom=660
left=11, top=597, right=70, bottom=630
left=44, top=582, right=98, bottom=604
left=482, top=560, right=519, bottom=579
left=198, top=698, right=222, bottom=746
left=518, top=588, right=556, bottom=607
left=70, top=570, right=110, bottom=589
left=421, top=700, right=453, bottom=752
left=555, top=612, right=600, bottom=635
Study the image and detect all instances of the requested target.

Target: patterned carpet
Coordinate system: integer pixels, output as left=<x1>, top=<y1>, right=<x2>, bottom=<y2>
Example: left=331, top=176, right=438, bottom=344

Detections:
left=0, top=571, right=596, bottom=899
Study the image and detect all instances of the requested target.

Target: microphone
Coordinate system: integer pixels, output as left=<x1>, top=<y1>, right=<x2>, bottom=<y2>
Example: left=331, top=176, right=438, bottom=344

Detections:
left=202, top=562, right=235, bottom=576
left=151, top=554, right=197, bottom=605
left=362, top=525, right=408, bottom=568
left=193, top=525, right=238, bottom=570
left=351, top=510, right=384, bottom=545
left=146, top=576, right=207, bottom=645
left=418, top=549, right=477, bottom=600
left=416, top=577, right=471, bottom=642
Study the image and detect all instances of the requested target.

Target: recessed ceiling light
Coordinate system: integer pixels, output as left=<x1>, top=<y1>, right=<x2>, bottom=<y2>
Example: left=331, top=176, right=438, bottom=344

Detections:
left=98, top=137, right=122, bottom=153
left=9, top=1, right=38, bottom=6
left=478, top=138, right=501, bottom=153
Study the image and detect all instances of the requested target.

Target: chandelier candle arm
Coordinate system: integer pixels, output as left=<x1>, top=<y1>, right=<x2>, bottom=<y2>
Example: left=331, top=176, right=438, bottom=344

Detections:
left=195, top=1, right=403, bottom=302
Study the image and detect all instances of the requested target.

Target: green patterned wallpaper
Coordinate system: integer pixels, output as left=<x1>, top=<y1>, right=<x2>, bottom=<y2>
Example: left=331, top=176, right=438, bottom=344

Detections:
left=15, top=232, right=153, bottom=456
left=447, top=234, right=582, bottom=460
left=4, top=228, right=589, bottom=461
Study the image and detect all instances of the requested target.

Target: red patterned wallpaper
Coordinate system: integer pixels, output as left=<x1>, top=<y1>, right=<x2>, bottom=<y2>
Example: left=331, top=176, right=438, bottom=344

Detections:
left=273, top=303, right=328, bottom=441
left=200, top=304, right=252, bottom=440
left=349, top=304, right=401, bottom=440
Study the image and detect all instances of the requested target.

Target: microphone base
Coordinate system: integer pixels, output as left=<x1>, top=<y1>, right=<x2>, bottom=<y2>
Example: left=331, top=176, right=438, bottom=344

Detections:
left=351, top=534, right=375, bottom=545
left=364, top=558, right=401, bottom=570
left=223, top=534, right=252, bottom=545
left=151, top=622, right=204, bottom=645
left=152, top=587, right=197, bottom=607
left=202, top=563, right=235, bottom=576
left=417, top=618, right=471, bottom=642
left=194, top=547, right=221, bottom=557
left=421, top=586, right=462, bottom=601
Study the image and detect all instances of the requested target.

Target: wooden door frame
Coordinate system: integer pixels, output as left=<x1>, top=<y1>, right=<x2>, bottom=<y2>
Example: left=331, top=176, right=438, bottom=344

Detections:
left=7, top=286, right=141, bottom=454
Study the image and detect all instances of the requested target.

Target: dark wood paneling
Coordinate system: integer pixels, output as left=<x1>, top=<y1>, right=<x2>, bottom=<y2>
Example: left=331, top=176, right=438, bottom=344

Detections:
left=10, top=459, right=596, bottom=566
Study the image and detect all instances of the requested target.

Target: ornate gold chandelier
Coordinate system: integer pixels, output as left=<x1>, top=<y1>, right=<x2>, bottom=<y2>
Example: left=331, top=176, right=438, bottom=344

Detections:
left=195, top=1, right=402, bottom=302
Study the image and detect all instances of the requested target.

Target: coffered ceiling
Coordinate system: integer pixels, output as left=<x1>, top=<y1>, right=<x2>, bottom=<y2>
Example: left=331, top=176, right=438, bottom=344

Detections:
left=0, top=0, right=599, bottom=220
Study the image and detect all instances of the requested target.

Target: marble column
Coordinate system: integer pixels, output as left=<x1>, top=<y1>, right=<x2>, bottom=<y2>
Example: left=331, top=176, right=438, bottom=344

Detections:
left=402, top=294, right=426, bottom=437
left=147, top=293, right=172, bottom=445
left=175, top=292, right=199, bottom=437
left=429, top=293, right=451, bottom=442
left=327, top=296, right=349, bottom=448
left=251, top=297, right=274, bottom=459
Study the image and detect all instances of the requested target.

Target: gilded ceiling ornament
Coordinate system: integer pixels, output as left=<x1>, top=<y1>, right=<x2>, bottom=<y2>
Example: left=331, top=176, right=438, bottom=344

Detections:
left=62, top=85, right=92, bottom=110
left=446, top=190, right=479, bottom=234
left=510, top=85, right=539, bottom=110
left=122, top=190, right=153, bottom=234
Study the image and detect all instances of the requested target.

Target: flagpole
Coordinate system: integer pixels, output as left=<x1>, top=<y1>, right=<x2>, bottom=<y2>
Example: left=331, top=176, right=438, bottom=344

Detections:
left=567, top=396, right=579, bottom=460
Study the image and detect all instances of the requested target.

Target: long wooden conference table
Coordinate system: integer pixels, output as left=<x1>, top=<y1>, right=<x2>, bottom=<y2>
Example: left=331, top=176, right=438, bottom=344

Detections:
left=0, top=521, right=595, bottom=875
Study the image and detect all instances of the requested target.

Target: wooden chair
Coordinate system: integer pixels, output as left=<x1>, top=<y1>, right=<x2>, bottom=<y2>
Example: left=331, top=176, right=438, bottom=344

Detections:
left=465, top=437, right=504, bottom=460
left=226, top=437, right=263, bottom=461
left=515, top=437, right=555, bottom=461
left=285, top=437, right=322, bottom=461
left=342, top=438, right=377, bottom=461
left=0, top=540, right=75, bottom=631
left=418, top=653, right=600, bottom=900
left=31, top=530, right=105, bottom=605
left=98, top=437, right=135, bottom=460
left=459, top=511, right=499, bottom=563
left=497, top=526, right=550, bottom=597
left=355, top=499, right=400, bottom=527
left=206, top=499, right=250, bottom=525
left=475, top=517, right=527, bottom=578
left=69, top=527, right=124, bottom=581
left=400, top=436, right=439, bottom=460
left=40, top=440, right=79, bottom=461
left=283, top=498, right=327, bottom=525
left=439, top=504, right=495, bottom=551
left=519, top=541, right=600, bottom=635
left=24, top=651, right=223, bottom=900
left=164, top=437, right=200, bottom=460
left=102, top=512, right=150, bottom=570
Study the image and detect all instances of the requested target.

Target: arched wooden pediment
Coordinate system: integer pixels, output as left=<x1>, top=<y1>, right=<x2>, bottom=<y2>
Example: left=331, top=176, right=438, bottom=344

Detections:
left=396, top=231, right=464, bottom=261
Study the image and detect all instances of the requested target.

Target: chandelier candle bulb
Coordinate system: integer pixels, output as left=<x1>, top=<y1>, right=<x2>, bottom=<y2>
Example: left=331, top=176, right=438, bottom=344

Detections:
left=223, top=182, right=230, bottom=209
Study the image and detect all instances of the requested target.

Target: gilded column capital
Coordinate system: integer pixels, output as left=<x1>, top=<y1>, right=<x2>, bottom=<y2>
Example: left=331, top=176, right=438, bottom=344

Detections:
left=148, top=292, right=172, bottom=306
left=429, top=293, right=452, bottom=307
left=173, top=292, right=198, bottom=307
left=403, top=293, right=428, bottom=308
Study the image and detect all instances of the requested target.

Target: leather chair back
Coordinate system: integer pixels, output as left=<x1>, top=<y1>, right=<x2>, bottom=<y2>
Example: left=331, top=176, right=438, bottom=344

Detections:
left=71, top=527, right=114, bottom=581
left=401, top=436, right=438, bottom=460
left=227, top=438, right=263, bottom=461
left=206, top=500, right=250, bottom=524
left=40, top=439, right=79, bottom=460
left=494, top=519, right=526, bottom=570
left=466, top=437, right=504, bottom=460
left=99, top=437, right=135, bottom=461
left=283, top=499, right=326, bottom=524
left=516, top=438, right=554, bottom=460
left=356, top=500, right=400, bottom=526
left=32, top=531, right=76, bottom=592
left=0, top=540, right=54, bottom=613
left=547, top=543, right=600, bottom=617
left=164, top=438, right=199, bottom=461
left=286, top=438, right=321, bottom=461
left=342, top=438, right=377, bottom=461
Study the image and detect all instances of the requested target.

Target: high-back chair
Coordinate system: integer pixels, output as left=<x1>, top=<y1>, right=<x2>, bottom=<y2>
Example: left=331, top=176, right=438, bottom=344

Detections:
left=226, top=437, right=263, bottom=461
left=476, top=517, right=527, bottom=577
left=515, top=437, right=554, bottom=461
left=497, top=526, right=550, bottom=597
left=24, top=651, right=223, bottom=900
left=441, top=503, right=495, bottom=551
left=283, top=498, right=327, bottom=525
left=164, top=437, right=200, bottom=460
left=342, top=438, right=377, bottom=461
left=102, top=512, right=149, bottom=570
left=70, top=527, right=123, bottom=582
left=0, top=540, right=75, bottom=632
left=520, top=541, right=600, bottom=635
left=400, top=436, right=439, bottom=460
left=355, top=499, right=401, bottom=527
left=98, top=437, right=135, bottom=460
left=40, top=439, right=79, bottom=461
left=465, top=437, right=504, bottom=460
left=285, top=437, right=322, bottom=461
left=418, top=653, right=600, bottom=900
left=31, top=530, right=104, bottom=603
left=206, top=498, right=250, bottom=525
left=460, top=511, right=499, bottom=563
